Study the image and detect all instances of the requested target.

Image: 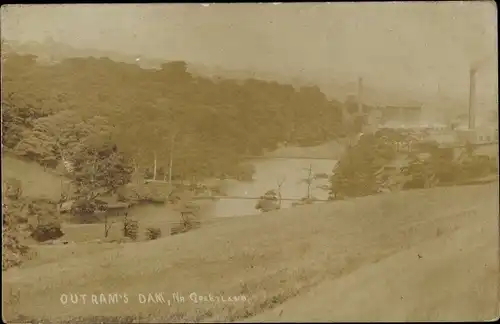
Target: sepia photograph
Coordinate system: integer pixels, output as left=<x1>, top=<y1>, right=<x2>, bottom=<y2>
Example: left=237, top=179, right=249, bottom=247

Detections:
left=1, top=2, right=498, bottom=323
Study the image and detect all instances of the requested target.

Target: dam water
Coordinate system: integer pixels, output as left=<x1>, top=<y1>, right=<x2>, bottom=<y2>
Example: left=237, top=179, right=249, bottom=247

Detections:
left=213, top=157, right=338, bottom=218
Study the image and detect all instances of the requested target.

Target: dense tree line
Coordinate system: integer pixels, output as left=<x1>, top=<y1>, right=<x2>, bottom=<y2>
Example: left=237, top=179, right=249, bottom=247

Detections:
left=329, top=128, right=499, bottom=199
left=2, top=53, right=345, bottom=182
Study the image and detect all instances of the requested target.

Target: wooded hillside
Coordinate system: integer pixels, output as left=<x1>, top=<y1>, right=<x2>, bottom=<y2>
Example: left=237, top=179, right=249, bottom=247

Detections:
left=2, top=53, right=346, bottom=181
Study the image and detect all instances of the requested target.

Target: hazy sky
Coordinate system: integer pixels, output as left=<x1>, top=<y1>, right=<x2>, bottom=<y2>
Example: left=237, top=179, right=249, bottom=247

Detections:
left=1, top=2, right=497, bottom=104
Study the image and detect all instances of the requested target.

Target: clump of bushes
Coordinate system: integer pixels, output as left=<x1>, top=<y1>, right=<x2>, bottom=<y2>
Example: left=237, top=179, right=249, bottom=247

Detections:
left=2, top=179, right=31, bottom=270
left=123, top=217, right=139, bottom=240
left=255, top=190, right=280, bottom=212
left=30, top=223, right=64, bottom=242
left=26, top=197, right=64, bottom=242
left=3, top=228, right=29, bottom=271
left=2, top=200, right=29, bottom=271
left=145, top=227, right=162, bottom=240
left=4, top=177, right=23, bottom=200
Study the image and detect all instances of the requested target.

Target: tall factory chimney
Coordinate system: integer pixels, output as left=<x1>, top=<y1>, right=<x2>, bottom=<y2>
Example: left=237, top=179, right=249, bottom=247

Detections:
left=468, top=67, right=477, bottom=130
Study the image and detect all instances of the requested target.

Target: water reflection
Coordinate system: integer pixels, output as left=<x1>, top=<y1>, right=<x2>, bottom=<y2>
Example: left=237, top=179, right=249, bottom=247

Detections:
left=214, top=159, right=337, bottom=217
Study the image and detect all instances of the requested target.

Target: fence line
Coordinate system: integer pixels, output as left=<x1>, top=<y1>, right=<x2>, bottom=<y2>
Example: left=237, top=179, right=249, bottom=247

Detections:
left=242, top=155, right=339, bottom=161
left=192, top=195, right=330, bottom=202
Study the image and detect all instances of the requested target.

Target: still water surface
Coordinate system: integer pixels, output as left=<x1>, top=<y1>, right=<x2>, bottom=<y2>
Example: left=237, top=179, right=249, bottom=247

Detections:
left=214, top=158, right=338, bottom=217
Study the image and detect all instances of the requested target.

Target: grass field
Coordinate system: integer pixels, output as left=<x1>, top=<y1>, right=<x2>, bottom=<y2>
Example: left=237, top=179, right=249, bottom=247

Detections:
left=2, top=153, right=64, bottom=201
left=3, top=181, right=498, bottom=323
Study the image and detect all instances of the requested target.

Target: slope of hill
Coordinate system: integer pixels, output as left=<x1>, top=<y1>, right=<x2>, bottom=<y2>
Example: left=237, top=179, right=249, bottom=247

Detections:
left=248, top=202, right=499, bottom=322
left=2, top=153, right=64, bottom=201
left=3, top=182, right=498, bottom=323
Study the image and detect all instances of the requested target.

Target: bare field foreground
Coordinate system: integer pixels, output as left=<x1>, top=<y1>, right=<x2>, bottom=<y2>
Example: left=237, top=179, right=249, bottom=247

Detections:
left=3, top=183, right=499, bottom=323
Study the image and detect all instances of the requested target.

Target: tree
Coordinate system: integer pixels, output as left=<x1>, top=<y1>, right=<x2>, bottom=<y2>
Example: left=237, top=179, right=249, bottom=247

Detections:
left=276, top=176, right=286, bottom=208
left=14, top=129, right=58, bottom=169
left=299, top=164, right=315, bottom=200
left=291, top=165, right=318, bottom=206
left=70, top=139, right=133, bottom=216
left=13, top=111, right=94, bottom=169
left=329, top=132, right=399, bottom=199
left=167, top=128, right=179, bottom=185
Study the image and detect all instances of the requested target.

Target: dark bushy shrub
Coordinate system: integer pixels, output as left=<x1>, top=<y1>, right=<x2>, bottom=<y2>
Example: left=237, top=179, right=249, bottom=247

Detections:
left=123, top=217, right=139, bottom=240
left=30, top=224, right=64, bottom=242
left=2, top=202, right=30, bottom=270
left=145, top=227, right=162, bottom=240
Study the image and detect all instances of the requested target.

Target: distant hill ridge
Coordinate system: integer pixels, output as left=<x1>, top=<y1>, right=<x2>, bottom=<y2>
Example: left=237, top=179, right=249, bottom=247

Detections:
left=3, top=38, right=438, bottom=108
left=6, top=38, right=492, bottom=123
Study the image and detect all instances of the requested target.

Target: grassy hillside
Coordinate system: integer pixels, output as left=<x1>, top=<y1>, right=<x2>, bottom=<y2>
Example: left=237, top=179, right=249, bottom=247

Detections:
left=3, top=182, right=498, bottom=323
left=248, top=204, right=498, bottom=322
left=2, top=153, right=64, bottom=201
